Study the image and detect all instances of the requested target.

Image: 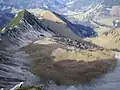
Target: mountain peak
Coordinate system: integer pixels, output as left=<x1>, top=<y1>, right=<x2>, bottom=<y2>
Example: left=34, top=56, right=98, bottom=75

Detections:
left=5, top=10, right=25, bottom=29
left=1, top=10, right=35, bottom=30
left=40, top=10, right=65, bottom=24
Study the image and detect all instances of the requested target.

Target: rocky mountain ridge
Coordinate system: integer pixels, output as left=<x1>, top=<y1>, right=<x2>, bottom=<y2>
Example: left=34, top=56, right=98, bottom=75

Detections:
left=0, top=10, right=96, bottom=45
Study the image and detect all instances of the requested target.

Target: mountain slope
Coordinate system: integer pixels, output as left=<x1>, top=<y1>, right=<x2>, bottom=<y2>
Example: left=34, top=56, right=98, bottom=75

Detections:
left=53, top=12, right=96, bottom=37
left=0, top=10, right=83, bottom=45
left=33, top=10, right=96, bottom=38
left=21, top=36, right=116, bottom=85
left=0, top=9, right=118, bottom=89
left=86, top=28, right=120, bottom=50
left=0, top=10, right=53, bottom=45
left=0, top=9, right=96, bottom=45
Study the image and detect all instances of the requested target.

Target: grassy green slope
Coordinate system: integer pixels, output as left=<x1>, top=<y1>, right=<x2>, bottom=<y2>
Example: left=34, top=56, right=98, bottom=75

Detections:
left=0, top=10, right=25, bottom=33
left=7, top=10, right=25, bottom=29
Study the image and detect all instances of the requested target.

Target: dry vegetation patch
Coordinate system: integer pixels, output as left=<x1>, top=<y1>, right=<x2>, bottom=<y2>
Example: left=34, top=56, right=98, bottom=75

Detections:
left=21, top=38, right=117, bottom=85
left=85, top=28, right=120, bottom=50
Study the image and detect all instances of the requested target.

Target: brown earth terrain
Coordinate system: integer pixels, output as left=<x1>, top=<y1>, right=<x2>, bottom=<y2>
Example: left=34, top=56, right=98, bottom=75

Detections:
left=86, top=28, right=120, bottom=50
left=21, top=37, right=117, bottom=85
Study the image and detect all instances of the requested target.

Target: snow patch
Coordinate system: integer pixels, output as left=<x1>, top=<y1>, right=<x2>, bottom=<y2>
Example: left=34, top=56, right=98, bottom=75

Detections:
left=15, top=14, right=18, bottom=18
left=115, top=55, right=120, bottom=60
left=10, top=82, right=23, bottom=90
left=43, top=4, right=49, bottom=9
left=66, top=86, right=77, bottom=90
left=66, top=0, right=77, bottom=6
left=1, top=27, right=5, bottom=33
left=1, top=6, right=11, bottom=11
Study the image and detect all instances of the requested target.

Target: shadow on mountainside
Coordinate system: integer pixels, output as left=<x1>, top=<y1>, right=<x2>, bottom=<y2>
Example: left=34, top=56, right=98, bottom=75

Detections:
left=40, top=18, right=96, bottom=40
left=52, top=12, right=97, bottom=38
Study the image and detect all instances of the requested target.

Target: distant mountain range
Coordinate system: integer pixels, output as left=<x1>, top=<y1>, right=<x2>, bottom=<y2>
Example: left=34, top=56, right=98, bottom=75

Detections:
left=0, top=10, right=14, bottom=29
left=0, top=0, right=107, bottom=12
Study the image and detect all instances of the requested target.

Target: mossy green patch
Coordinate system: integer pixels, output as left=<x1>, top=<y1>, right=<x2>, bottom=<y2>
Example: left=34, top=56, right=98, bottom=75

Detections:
left=0, top=28, right=2, bottom=32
